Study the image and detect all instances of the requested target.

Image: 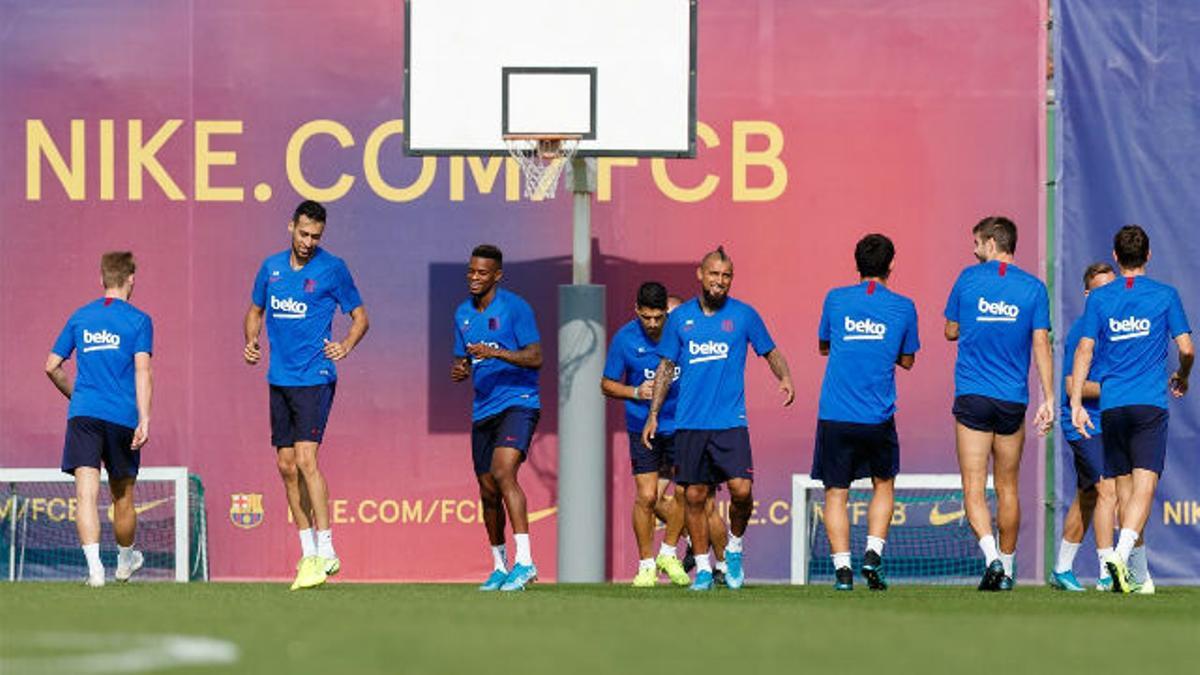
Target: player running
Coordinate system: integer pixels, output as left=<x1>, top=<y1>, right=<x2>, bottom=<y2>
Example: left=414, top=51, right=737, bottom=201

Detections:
left=451, top=245, right=543, bottom=592
left=45, top=251, right=153, bottom=587
left=1050, top=262, right=1117, bottom=591
left=244, top=200, right=369, bottom=591
left=1070, top=225, right=1192, bottom=594
left=602, top=282, right=690, bottom=587
left=812, top=234, right=919, bottom=591
left=944, top=216, right=1054, bottom=591
left=642, top=246, right=795, bottom=591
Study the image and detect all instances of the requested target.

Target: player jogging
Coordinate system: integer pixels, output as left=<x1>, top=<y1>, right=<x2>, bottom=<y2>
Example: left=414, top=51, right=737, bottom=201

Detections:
left=244, top=200, right=369, bottom=591
left=813, top=234, right=919, bottom=591
left=944, top=216, right=1054, bottom=591
left=1070, top=225, right=1192, bottom=594
left=642, top=246, right=795, bottom=591
left=451, top=245, right=543, bottom=592
left=45, top=251, right=153, bottom=587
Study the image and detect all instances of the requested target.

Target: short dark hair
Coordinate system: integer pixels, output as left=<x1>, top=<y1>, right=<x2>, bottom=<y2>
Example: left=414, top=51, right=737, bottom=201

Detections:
left=1082, top=261, right=1114, bottom=290
left=701, top=245, right=731, bottom=267
left=854, top=234, right=895, bottom=279
left=101, top=251, right=136, bottom=289
left=1113, top=225, right=1150, bottom=269
left=973, top=216, right=1018, bottom=254
left=292, top=200, right=326, bottom=224
left=471, top=244, right=503, bottom=268
left=636, top=282, right=668, bottom=310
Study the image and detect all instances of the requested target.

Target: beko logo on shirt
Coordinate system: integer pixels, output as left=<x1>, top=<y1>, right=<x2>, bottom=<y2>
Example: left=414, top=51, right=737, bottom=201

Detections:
left=82, top=329, right=120, bottom=352
left=976, top=297, right=1020, bottom=322
left=1109, top=316, right=1151, bottom=341
left=843, top=316, right=886, bottom=340
left=688, top=340, right=729, bottom=364
left=270, top=295, right=308, bottom=319
left=642, top=366, right=682, bottom=382
left=470, top=341, right=501, bottom=364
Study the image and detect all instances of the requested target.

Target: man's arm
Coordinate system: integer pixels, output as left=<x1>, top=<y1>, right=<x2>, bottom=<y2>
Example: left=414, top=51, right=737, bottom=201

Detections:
left=44, top=353, right=72, bottom=399
left=466, top=342, right=543, bottom=370
left=640, top=358, right=675, bottom=448
left=1064, top=375, right=1101, bottom=401
left=896, top=353, right=916, bottom=370
left=601, top=377, right=653, bottom=402
left=132, top=352, right=152, bottom=449
left=764, top=348, right=795, bottom=406
left=944, top=320, right=959, bottom=341
left=1170, top=333, right=1194, bottom=397
left=1031, top=328, right=1055, bottom=434
left=1069, top=337, right=1096, bottom=438
left=325, top=306, right=370, bottom=361
left=243, top=303, right=264, bottom=365
left=818, top=340, right=830, bottom=356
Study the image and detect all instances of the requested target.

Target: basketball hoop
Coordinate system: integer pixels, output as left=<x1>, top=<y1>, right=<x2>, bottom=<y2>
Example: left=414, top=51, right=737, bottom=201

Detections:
left=503, top=134, right=581, bottom=200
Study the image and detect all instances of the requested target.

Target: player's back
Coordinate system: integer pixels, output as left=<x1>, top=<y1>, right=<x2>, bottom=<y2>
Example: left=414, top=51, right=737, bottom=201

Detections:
left=55, top=298, right=152, bottom=428
left=945, top=260, right=1049, bottom=404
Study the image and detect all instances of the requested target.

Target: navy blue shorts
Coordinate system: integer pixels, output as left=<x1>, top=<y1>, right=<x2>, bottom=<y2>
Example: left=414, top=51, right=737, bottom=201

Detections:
left=953, top=394, right=1026, bottom=436
left=270, top=383, right=336, bottom=448
left=1066, top=435, right=1105, bottom=489
left=629, top=432, right=675, bottom=476
left=674, top=428, right=753, bottom=486
left=1101, top=406, right=1168, bottom=476
left=471, top=406, right=540, bottom=476
left=62, top=416, right=139, bottom=479
left=811, top=417, right=899, bottom=489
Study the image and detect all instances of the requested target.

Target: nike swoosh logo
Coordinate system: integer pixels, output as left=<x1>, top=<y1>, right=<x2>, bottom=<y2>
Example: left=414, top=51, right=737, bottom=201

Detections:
left=528, top=506, right=558, bottom=523
left=929, top=505, right=966, bottom=526
left=106, top=497, right=172, bottom=522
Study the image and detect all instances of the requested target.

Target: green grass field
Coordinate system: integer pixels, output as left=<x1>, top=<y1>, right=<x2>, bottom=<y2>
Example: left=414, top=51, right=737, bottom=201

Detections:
left=1, top=582, right=1196, bottom=674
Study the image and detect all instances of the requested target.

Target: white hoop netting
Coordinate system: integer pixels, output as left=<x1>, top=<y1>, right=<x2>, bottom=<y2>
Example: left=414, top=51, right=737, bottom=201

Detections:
left=503, top=136, right=580, bottom=200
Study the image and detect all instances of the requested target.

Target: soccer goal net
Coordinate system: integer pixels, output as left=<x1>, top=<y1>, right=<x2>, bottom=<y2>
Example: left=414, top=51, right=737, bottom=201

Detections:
left=0, top=467, right=207, bottom=582
left=791, top=473, right=997, bottom=585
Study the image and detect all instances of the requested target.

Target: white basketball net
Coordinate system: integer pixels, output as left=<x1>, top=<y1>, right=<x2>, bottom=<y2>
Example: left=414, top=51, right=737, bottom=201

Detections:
left=503, top=136, right=580, bottom=200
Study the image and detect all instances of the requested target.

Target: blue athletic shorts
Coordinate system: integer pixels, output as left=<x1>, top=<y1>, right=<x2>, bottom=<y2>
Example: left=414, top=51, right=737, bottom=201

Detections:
left=673, top=427, right=752, bottom=486
left=811, top=417, right=899, bottom=489
left=471, top=406, right=540, bottom=476
left=1067, top=435, right=1104, bottom=489
left=1100, top=405, right=1168, bottom=476
left=270, top=383, right=336, bottom=448
left=628, top=432, right=675, bottom=476
left=62, top=416, right=139, bottom=479
left=953, top=394, right=1026, bottom=436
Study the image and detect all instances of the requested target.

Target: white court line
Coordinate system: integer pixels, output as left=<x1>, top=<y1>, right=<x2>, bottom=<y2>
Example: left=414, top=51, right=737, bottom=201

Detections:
left=0, top=633, right=239, bottom=674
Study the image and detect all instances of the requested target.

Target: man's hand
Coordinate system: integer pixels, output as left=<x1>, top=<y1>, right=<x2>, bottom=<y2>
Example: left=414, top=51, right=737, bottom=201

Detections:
left=641, top=414, right=658, bottom=449
left=132, top=419, right=150, bottom=450
left=1071, top=404, right=1094, bottom=440
left=323, top=339, right=351, bottom=361
left=451, top=359, right=471, bottom=382
left=779, top=376, right=795, bottom=407
left=635, top=380, right=655, bottom=401
left=466, top=343, right=499, bottom=360
left=1170, top=372, right=1189, bottom=398
left=1033, top=398, right=1055, bottom=436
left=244, top=341, right=261, bottom=365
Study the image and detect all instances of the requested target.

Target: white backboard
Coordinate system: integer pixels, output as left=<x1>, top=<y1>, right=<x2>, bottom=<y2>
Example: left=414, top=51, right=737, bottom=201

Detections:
left=404, top=0, right=696, bottom=157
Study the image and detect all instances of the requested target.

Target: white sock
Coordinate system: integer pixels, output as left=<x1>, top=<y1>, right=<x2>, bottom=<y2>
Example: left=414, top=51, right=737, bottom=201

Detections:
left=514, top=533, right=532, bottom=566
left=1097, top=547, right=1114, bottom=577
left=714, top=559, right=727, bottom=573
left=1116, top=528, right=1138, bottom=562
left=726, top=534, right=743, bottom=553
left=999, top=551, right=1015, bottom=578
left=491, top=544, right=508, bottom=571
left=1054, top=539, right=1081, bottom=574
left=866, top=536, right=886, bottom=556
left=1129, top=544, right=1150, bottom=583
left=639, top=558, right=655, bottom=572
left=978, top=534, right=999, bottom=564
left=316, top=529, right=335, bottom=559
left=658, top=542, right=677, bottom=558
left=298, top=528, right=316, bottom=558
left=82, top=543, right=103, bottom=577
left=832, top=552, right=852, bottom=570
left=694, top=551, right=712, bottom=573
left=117, top=545, right=134, bottom=568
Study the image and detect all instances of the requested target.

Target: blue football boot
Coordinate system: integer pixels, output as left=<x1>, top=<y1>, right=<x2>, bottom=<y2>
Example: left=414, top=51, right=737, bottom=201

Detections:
left=479, top=569, right=508, bottom=591
left=690, top=570, right=714, bottom=591
left=499, top=563, right=538, bottom=591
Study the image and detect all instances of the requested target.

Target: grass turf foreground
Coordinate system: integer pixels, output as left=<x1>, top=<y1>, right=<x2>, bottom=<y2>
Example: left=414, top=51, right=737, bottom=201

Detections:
left=0, top=583, right=1196, bottom=674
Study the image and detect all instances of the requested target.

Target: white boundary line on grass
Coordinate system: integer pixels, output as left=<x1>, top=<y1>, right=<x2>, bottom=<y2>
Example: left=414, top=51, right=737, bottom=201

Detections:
left=0, top=632, right=238, bottom=673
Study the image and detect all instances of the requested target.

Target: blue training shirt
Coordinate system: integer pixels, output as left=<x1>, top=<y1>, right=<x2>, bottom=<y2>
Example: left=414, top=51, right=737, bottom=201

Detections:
left=1060, top=317, right=1104, bottom=442
left=251, top=248, right=363, bottom=387
left=1078, top=275, right=1191, bottom=411
left=454, top=288, right=542, bottom=421
left=818, top=281, right=920, bottom=424
left=52, top=298, right=153, bottom=429
left=657, top=297, right=776, bottom=431
left=603, top=319, right=679, bottom=434
left=944, top=260, right=1050, bottom=404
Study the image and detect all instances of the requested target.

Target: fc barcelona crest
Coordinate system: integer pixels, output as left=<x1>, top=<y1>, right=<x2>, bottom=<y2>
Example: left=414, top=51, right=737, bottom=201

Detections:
left=230, top=493, right=265, bottom=529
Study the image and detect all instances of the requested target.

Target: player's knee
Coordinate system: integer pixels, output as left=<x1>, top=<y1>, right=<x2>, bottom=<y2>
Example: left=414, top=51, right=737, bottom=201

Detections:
left=490, top=467, right=517, bottom=487
left=635, top=487, right=657, bottom=509
left=294, top=455, right=320, bottom=476
left=684, top=486, right=708, bottom=507
left=276, top=456, right=298, bottom=480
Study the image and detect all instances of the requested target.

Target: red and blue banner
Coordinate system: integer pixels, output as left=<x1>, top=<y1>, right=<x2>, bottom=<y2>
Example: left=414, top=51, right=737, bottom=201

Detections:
left=1, top=1, right=1045, bottom=581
